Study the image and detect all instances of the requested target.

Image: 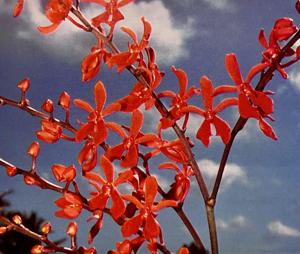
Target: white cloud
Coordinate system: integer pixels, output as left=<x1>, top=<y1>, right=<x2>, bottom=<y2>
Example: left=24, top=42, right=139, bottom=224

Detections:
left=217, top=215, right=247, bottom=230
left=197, top=159, right=247, bottom=190
left=289, top=69, right=300, bottom=92
left=268, top=221, right=300, bottom=237
left=12, top=1, right=194, bottom=64
left=202, top=0, right=235, bottom=11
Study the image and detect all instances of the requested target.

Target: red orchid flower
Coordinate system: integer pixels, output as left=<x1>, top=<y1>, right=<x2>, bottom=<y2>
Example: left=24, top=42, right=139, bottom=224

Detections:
left=77, top=140, right=98, bottom=172
left=143, top=47, right=165, bottom=92
left=81, top=0, right=133, bottom=36
left=74, top=81, right=121, bottom=146
left=36, top=119, right=63, bottom=143
left=52, top=164, right=76, bottom=182
left=109, top=236, right=145, bottom=254
left=107, top=17, right=152, bottom=72
left=81, top=49, right=106, bottom=82
left=159, top=162, right=193, bottom=203
left=145, top=137, right=190, bottom=163
left=55, top=192, right=83, bottom=219
left=259, top=18, right=298, bottom=78
left=38, top=0, right=73, bottom=34
left=214, top=53, right=277, bottom=140
left=158, top=66, right=196, bottom=129
left=105, top=110, right=158, bottom=168
left=117, top=48, right=164, bottom=112
left=81, top=38, right=108, bottom=82
left=182, top=76, right=238, bottom=146
left=273, top=17, right=298, bottom=41
left=13, top=0, right=24, bottom=17
left=215, top=53, right=272, bottom=119
left=121, top=176, right=177, bottom=240
left=85, top=155, right=133, bottom=219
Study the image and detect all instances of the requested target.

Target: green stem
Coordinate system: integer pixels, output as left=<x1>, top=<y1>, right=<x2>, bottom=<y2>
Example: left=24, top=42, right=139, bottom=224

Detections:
left=206, top=202, right=218, bottom=254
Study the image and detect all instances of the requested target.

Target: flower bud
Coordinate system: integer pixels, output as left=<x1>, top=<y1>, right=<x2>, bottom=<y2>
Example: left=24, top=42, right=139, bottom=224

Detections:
left=58, top=91, right=71, bottom=110
left=31, top=245, right=44, bottom=254
left=41, top=222, right=52, bottom=235
left=6, top=166, right=17, bottom=177
left=17, top=78, right=30, bottom=93
left=178, top=247, right=189, bottom=254
left=24, top=175, right=36, bottom=185
left=66, top=221, right=78, bottom=237
left=12, top=214, right=22, bottom=225
left=27, top=142, right=40, bottom=158
left=0, top=227, right=7, bottom=235
left=41, top=99, right=54, bottom=113
left=52, top=164, right=76, bottom=182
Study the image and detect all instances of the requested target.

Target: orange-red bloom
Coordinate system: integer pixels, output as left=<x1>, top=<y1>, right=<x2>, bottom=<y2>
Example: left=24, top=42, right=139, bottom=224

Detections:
left=81, top=45, right=107, bottom=82
left=107, top=17, right=152, bottom=72
left=121, top=176, right=177, bottom=240
left=36, top=119, right=63, bottom=143
left=52, top=164, right=76, bottom=182
left=215, top=53, right=277, bottom=140
left=81, top=0, right=133, bottom=36
left=55, top=192, right=83, bottom=219
left=159, top=162, right=193, bottom=203
left=259, top=18, right=298, bottom=78
left=158, top=66, right=196, bottom=130
left=182, top=76, right=238, bottom=146
left=105, top=110, right=158, bottom=168
left=85, top=155, right=133, bottom=219
left=224, top=54, right=271, bottom=119
left=38, top=0, right=73, bottom=34
left=74, top=81, right=120, bottom=146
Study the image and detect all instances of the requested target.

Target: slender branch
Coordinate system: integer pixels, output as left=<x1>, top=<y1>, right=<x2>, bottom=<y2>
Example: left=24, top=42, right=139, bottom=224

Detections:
left=0, top=96, right=77, bottom=133
left=0, top=215, right=78, bottom=254
left=210, top=29, right=300, bottom=201
left=0, top=158, right=65, bottom=193
left=205, top=205, right=218, bottom=254
left=174, top=206, right=207, bottom=253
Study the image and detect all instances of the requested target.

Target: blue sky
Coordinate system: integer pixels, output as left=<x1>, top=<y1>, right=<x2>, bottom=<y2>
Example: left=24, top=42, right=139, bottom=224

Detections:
left=0, top=0, right=300, bottom=253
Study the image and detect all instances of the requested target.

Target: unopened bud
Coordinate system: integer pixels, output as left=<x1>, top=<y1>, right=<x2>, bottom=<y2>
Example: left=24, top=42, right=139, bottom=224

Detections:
left=0, top=227, right=7, bottom=235
left=84, top=248, right=97, bottom=254
left=66, top=221, right=78, bottom=237
left=41, top=222, right=52, bottom=235
left=17, top=78, right=30, bottom=93
left=41, top=99, right=54, bottom=113
left=24, top=175, right=36, bottom=185
left=58, top=92, right=71, bottom=110
left=31, top=245, right=44, bottom=254
left=27, top=142, right=40, bottom=158
left=178, top=247, right=189, bottom=254
left=6, top=166, right=17, bottom=177
left=12, top=214, right=22, bottom=225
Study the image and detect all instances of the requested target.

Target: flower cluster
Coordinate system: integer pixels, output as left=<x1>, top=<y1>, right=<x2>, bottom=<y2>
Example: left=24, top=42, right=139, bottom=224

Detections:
left=5, top=1, right=300, bottom=254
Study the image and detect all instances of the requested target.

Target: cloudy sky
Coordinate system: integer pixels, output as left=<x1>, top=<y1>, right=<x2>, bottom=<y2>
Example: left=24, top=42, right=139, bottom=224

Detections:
left=0, top=1, right=300, bottom=254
